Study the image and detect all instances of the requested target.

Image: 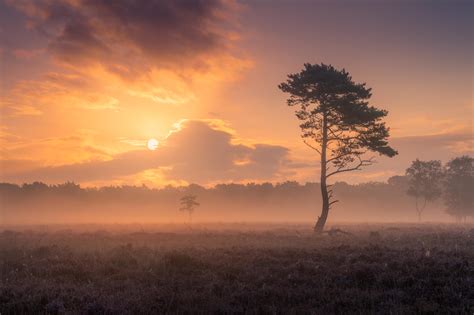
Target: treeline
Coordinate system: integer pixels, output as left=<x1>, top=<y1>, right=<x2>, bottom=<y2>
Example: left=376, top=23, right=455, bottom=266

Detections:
left=0, top=178, right=453, bottom=224
left=0, top=156, right=471, bottom=224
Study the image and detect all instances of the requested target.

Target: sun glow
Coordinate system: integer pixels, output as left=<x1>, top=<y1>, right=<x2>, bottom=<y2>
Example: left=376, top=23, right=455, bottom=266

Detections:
left=147, top=138, right=159, bottom=151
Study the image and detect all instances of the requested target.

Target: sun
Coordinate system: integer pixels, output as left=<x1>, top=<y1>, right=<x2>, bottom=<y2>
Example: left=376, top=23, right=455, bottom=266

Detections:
left=147, top=138, right=159, bottom=151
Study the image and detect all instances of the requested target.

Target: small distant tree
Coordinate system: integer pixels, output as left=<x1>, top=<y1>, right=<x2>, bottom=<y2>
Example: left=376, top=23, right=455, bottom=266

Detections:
left=405, top=159, right=444, bottom=222
left=179, top=195, right=200, bottom=223
left=443, top=156, right=474, bottom=222
left=279, top=63, right=397, bottom=233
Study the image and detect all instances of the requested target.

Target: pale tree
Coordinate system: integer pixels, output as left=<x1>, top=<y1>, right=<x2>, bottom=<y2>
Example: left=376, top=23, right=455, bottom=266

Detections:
left=179, top=195, right=200, bottom=223
left=279, top=63, right=397, bottom=233
left=443, top=156, right=474, bottom=223
left=405, top=159, right=444, bottom=222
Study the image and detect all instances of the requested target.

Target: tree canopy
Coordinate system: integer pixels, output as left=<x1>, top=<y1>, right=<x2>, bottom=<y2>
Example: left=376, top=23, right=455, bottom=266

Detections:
left=279, top=63, right=397, bottom=172
left=444, top=156, right=474, bottom=221
left=179, top=195, right=200, bottom=222
left=405, top=159, right=444, bottom=221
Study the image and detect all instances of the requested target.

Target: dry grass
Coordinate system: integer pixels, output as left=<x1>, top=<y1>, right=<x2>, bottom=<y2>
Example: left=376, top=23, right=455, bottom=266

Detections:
left=1, top=224, right=473, bottom=314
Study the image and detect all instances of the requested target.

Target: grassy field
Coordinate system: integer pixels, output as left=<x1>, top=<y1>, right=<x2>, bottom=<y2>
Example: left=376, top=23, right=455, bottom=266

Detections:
left=0, top=223, right=473, bottom=314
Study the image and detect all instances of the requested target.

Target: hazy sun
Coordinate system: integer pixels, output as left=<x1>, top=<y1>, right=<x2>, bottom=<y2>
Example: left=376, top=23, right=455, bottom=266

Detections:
left=147, top=138, right=159, bottom=150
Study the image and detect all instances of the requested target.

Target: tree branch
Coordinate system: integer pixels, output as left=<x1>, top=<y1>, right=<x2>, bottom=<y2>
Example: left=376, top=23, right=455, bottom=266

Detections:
left=327, top=126, right=344, bottom=140
left=326, top=156, right=375, bottom=178
left=303, top=140, right=321, bottom=154
left=327, top=151, right=354, bottom=163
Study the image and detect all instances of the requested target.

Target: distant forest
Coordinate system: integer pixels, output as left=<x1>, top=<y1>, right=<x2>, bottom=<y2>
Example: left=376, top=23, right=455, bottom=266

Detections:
left=1, top=174, right=468, bottom=225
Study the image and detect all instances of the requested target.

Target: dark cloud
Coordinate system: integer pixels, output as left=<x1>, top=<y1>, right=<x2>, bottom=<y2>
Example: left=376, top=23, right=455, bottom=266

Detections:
left=2, top=120, right=290, bottom=184
left=49, top=20, right=110, bottom=64
left=9, top=0, right=237, bottom=73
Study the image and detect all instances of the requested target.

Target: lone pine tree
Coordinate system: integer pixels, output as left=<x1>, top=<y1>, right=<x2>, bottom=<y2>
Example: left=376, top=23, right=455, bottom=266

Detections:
left=279, top=63, right=397, bottom=232
left=179, top=195, right=200, bottom=223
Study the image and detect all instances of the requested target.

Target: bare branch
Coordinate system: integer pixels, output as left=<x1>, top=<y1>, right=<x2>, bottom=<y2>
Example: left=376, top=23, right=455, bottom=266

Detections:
left=303, top=140, right=321, bottom=154
left=326, top=156, right=375, bottom=178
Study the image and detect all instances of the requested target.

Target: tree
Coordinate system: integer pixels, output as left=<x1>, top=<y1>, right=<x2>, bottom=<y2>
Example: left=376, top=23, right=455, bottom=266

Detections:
left=279, top=63, right=397, bottom=232
left=405, top=159, right=444, bottom=222
left=179, top=195, right=200, bottom=223
left=443, top=156, right=474, bottom=222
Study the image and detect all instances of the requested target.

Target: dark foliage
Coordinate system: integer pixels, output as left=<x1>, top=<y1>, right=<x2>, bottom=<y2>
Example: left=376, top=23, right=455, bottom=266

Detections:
left=279, top=63, right=397, bottom=160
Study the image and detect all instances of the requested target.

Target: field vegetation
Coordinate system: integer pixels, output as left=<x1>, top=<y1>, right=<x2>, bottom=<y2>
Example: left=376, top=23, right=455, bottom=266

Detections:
left=1, top=224, right=473, bottom=314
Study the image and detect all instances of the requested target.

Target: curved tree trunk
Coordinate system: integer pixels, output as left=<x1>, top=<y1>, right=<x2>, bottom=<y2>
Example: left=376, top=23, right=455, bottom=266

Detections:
left=315, top=171, right=329, bottom=233
left=314, top=114, right=329, bottom=233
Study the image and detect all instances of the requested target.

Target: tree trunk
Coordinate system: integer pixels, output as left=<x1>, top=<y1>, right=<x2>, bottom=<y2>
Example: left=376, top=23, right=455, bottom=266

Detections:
left=415, top=197, right=421, bottom=222
left=415, top=197, right=427, bottom=222
left=314, top=114, right=329, bottom=233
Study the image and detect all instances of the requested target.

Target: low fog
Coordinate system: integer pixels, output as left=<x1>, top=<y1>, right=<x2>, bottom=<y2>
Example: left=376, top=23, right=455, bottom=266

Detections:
left=0, top=176, right=456, bottom=226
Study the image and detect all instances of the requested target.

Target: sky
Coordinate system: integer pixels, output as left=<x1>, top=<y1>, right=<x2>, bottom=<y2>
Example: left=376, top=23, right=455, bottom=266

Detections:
left=0, top=0, right=472, bottom=187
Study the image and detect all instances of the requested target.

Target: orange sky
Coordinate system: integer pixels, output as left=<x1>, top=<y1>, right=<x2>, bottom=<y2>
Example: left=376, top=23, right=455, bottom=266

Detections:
left=0, top=0, right=472, bottom=187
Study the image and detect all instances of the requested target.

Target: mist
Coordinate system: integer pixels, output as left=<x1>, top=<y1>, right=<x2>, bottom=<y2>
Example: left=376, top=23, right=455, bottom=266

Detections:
left=0, top=177, right=454, bottom=226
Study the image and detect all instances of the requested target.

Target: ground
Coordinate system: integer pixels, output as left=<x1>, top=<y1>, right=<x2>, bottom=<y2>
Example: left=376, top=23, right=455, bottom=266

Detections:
left=0, top=223, right=473, bottom=314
